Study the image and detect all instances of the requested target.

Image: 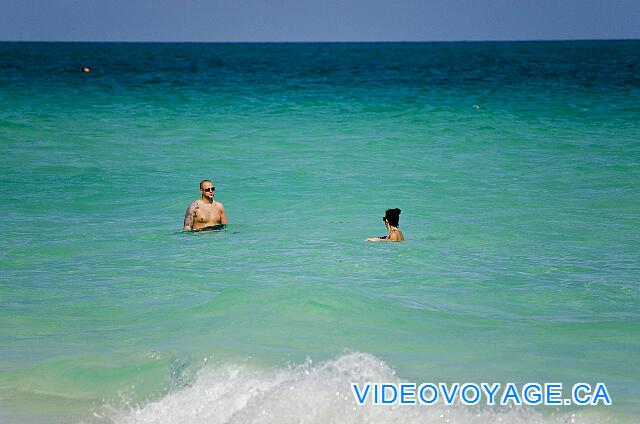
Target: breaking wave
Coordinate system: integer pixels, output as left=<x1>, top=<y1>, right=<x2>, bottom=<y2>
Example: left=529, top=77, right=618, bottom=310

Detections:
left=99, top=351, right=603, bottom=424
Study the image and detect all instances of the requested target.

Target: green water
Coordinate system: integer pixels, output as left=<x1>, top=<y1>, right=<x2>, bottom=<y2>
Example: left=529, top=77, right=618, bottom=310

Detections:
left=0, top=41, right=639, bottom=423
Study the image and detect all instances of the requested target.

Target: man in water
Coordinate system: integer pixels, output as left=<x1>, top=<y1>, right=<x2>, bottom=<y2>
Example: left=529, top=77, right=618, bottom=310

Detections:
left=183, top=179, right=228, bottom=231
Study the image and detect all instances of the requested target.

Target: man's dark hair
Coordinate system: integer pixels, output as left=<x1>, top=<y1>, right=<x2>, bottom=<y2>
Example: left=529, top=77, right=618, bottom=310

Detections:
left=200, top=179, right=212, bottom=189
left=385, top=208, right=402, bottom=227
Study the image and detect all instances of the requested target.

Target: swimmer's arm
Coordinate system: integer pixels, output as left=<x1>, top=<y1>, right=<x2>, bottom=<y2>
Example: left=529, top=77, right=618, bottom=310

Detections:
left=365, top=236, right=389, bottom=242
left=218, top=202, right=228, bottom=225
left=183, top=202, right=199, bottom=231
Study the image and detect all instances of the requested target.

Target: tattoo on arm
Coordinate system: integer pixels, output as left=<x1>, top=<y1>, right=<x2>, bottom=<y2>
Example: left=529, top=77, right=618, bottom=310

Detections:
left=183, top=202, right=198, bottom=230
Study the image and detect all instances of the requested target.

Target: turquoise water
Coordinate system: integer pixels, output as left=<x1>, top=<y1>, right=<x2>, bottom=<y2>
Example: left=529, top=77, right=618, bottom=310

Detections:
left=1, top=41, right=639, bottom=423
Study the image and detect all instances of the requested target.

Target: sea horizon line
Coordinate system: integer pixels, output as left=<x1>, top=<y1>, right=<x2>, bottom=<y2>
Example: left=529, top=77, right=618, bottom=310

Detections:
left=1, top=38, right=639, bottom=44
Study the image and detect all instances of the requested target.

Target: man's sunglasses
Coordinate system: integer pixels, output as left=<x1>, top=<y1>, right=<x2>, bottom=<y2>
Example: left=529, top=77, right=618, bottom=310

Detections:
left=202, top=187, right=215, bottom=192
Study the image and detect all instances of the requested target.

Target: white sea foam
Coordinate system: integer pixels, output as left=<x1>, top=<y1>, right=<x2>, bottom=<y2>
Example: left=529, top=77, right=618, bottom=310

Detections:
left=106, top=351, right=603, bottom=424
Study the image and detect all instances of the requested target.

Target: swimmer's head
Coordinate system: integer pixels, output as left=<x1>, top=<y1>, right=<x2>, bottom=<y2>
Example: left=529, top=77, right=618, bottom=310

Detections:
left=200, top=179, right=215, bottom=198
left=384, top=208, right=401, bottom=227
left=82, top=67, right=91, bottom=73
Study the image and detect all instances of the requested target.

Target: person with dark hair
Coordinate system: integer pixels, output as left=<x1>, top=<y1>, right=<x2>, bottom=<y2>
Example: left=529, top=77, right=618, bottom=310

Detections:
left=183, top=179, right=228, bottom=231
left=366, top=208, right=404, bottom=242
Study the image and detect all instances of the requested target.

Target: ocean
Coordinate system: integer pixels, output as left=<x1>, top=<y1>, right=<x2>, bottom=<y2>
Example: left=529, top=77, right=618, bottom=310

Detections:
left=0, top=41, right=638, bottom=423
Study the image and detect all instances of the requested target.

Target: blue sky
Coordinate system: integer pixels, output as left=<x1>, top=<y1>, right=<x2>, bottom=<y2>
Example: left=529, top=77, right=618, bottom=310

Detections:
left=1, top=0, right=639, bottom=42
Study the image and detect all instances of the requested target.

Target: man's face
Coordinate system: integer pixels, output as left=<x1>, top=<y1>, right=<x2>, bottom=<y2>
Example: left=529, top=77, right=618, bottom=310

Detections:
left=200, top=182, right=215, bottom=199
